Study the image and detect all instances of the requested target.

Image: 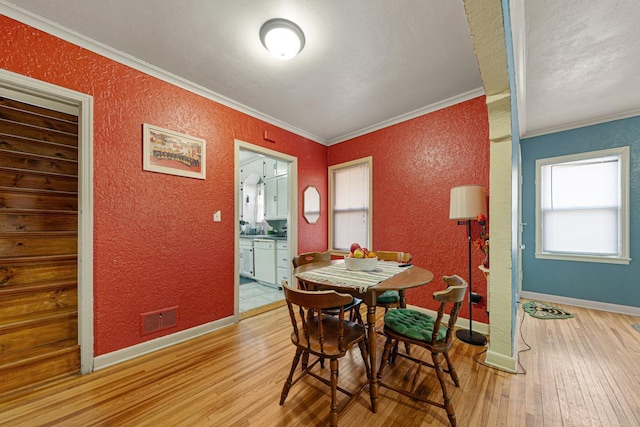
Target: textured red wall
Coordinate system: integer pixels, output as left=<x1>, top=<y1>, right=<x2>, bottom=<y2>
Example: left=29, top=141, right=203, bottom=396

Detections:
left=0, top=15, right=328, bottom=354
left=328, top=98, right=490, bottom=323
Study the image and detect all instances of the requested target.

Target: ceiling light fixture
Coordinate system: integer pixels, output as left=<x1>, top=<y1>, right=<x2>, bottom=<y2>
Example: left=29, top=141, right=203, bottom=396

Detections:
left=259, top=18, right=305, bottom=60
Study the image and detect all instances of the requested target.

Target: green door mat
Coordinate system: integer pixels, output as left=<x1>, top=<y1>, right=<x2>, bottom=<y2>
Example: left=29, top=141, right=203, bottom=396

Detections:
left=522, top=301, right=573, bottom=319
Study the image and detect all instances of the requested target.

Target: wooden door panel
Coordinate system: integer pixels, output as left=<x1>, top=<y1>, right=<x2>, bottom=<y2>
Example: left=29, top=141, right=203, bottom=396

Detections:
left=0, top=212, right=77, bottom=233
left=0, top=119, right=78, bottom=148
left=0, top=104, right=78, bottom=135
left=0, top=342, right=80, bottom=395
left=0, top=235, right=77, bottom=258
left=0, top=311, right=78, bottom=355
left=0, top=151, right=77, bottom=176
left=0, top=286, right=77, bottom=321
left=0, top=97, right=78, bottom=124
left=0, top=96, right=80, bottom=395
left=0, top=190, right=78, bottom=211
left=0, top=169, right=78, bottom=193
left=0, top=257, right=77, bottom=287
left=0, top=133, right=78, bottom=161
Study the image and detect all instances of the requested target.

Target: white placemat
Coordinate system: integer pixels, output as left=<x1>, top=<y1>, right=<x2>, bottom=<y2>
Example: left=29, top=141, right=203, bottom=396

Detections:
left=295, top=261, right=411, bottom=292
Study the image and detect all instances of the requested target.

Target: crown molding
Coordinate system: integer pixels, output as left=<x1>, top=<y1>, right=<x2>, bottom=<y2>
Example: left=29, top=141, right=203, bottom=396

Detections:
left=523, top=108, right=640, bottom=139
left=2, top=1, right=486, bottom=147
left=327, top=87, right=486, bottom=145
left=0, top=1, right=325, bottom=144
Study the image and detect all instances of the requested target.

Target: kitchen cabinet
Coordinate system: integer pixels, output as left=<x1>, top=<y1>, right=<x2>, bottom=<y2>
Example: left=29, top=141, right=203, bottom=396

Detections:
left=277, top=240, right=290, bottom=288
left=239, top=238, right=254, bottom=278
left=263, top=158, right=287, bottom=180
left=265, top=176, right=288, bottom=220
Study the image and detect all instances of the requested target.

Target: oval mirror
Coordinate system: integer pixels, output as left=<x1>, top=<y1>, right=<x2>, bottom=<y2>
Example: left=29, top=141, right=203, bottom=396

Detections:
left=303, top=186, right=321, bottom=224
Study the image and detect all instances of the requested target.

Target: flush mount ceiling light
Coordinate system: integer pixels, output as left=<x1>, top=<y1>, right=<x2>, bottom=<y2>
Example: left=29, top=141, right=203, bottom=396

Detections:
left=260, top=18, right=305, bottom=60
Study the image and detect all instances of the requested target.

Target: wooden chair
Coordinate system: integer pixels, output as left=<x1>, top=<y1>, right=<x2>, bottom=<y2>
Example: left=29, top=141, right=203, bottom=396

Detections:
left=374, top=251, right=413, bottom=356
left=292, top=251, right=364, bottom=325
left=280, top=281, right=371, bottom=427
left=377, top=275, right=468, bottom=427
left=375, top=251, right=412, bottom=312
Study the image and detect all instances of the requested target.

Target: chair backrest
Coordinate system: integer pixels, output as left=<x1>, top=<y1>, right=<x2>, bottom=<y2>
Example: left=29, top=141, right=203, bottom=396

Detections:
left=282, top=280, right=354, bottom=355
left=430, top=275, right=468, bottom=346
left=376, top=251, right=412, bottom=263
left=292, top=251, right=331, bottom=268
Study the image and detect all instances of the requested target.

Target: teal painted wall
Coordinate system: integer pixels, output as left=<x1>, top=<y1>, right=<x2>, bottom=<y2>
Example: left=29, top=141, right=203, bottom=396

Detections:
left=520, top=117, right=640, bottom=307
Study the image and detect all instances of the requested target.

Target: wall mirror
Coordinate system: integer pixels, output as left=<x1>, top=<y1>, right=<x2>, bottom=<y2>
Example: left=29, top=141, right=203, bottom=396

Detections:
left=303, top=186, right=321, bottom=224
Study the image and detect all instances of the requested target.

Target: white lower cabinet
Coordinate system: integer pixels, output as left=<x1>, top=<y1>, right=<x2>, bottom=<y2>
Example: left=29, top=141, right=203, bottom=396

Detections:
left=277, top=240, right=290, bottom=288
left=239, top=238, right=254, bottom=277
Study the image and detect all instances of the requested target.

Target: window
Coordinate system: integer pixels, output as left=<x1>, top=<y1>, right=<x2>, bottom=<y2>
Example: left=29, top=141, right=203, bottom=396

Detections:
left=329, top=157, right=372, bottom=253
left=535, top=147, right=630, bottom=264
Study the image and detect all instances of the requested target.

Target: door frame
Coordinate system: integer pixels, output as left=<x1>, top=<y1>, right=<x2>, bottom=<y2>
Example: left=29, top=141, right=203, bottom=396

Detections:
left=0, top=69, right=95, bottom=374
left=234, top=140, right=298, bottom=320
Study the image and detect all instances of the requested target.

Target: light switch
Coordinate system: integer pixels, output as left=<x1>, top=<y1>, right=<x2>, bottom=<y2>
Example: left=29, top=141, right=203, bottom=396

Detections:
left=213, top=211, right=221, bottom=222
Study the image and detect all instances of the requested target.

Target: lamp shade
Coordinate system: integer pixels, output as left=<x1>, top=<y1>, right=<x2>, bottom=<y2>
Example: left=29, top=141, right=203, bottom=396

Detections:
left=449, top=185, right=487, bottom=220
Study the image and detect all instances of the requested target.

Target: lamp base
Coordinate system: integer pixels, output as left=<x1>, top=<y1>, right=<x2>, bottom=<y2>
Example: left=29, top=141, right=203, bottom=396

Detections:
left=456, top=329, right=487, bottom=346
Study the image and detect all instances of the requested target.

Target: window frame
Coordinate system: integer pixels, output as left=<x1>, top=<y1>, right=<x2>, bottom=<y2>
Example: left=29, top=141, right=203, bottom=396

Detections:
left=328, top=156, right=373, bottom=255
left=535, top=146, right=630, bottom=265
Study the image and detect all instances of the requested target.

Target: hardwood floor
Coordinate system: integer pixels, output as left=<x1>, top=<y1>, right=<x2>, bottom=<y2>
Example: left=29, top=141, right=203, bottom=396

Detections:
left=1, top=300, right=639, bottom=426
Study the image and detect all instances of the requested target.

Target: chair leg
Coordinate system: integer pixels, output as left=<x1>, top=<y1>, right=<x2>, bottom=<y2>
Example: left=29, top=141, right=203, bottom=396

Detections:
left=301, top=350, right=309, bottom=371
left=281, top=348, right=303, bottom=405
left=443, top=351, right=460, bottom=387
left=432, top=352, right=456, bottom=427
left=357, top=339, right=371, bottom=380
left=330, top=358, right=339, bottom=427
left=377, top=337, right=395, bottom=380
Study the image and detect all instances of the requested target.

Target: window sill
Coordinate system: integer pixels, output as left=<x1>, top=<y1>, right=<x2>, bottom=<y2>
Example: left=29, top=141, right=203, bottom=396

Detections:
left=534, top=252, right=631, bottom=265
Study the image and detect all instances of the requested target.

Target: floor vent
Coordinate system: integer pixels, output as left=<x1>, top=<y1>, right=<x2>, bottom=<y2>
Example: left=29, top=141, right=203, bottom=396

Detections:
left=141, top=307, right=178, bottom=335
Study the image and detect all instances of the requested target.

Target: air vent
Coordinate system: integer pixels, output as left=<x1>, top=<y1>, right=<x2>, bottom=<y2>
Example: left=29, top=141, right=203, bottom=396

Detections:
left=141, top=306, right=178, bottom=335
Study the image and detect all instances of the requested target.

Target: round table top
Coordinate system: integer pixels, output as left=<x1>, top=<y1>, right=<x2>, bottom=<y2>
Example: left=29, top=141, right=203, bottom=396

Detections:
left=293, top=259, right=434, bottom=294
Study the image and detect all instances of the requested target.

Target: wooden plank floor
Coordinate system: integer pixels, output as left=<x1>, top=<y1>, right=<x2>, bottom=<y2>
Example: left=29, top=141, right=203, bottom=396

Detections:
left=1, top=300, right=639, bottom=426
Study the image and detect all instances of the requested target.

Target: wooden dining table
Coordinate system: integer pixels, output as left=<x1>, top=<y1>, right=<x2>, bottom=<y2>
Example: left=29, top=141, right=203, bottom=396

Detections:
left=293, top=259, right=434, bottom=413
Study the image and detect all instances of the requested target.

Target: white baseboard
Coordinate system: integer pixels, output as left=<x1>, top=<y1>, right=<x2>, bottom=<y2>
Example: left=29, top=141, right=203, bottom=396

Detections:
left=484, top=349, right=517, bottom=373
left=93, top=316, right=236, bottom=371
left=520, top=291, right=640, bottom=316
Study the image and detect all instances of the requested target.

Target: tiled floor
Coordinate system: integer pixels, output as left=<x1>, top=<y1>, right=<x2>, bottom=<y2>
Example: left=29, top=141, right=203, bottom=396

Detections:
left=239, top=278, right=284, bottom=313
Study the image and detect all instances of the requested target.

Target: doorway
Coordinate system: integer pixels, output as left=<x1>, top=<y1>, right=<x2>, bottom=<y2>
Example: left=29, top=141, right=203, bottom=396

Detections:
left=0, top=71, right=94, bottom=392
left=234, top=140, right=297, bottom=320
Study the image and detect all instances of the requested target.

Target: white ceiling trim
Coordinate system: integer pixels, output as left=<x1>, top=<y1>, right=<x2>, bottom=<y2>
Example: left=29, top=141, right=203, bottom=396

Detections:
left=1, top=1, right=485, bottom=147
left=0, top=1, right=324, bottom=143
left=327, top=87, right=486, bottom=146
left=523, top=108, right=640, bottom=140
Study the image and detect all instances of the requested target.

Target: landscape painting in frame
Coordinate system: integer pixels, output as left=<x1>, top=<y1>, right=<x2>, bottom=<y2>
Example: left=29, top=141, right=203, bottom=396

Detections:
left=143, top=124, right=206, bottom=179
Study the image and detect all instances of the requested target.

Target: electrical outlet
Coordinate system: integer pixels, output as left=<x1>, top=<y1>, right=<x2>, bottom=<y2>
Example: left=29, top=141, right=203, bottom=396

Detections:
left=213, top=211, right=221, bottom=222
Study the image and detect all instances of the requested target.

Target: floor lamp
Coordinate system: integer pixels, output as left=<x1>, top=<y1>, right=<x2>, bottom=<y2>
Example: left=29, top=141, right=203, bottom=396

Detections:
left=449, top=185, right=487, bottom=346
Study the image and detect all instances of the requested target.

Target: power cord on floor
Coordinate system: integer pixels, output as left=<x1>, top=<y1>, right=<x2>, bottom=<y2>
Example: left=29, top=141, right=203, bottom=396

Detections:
left=472, top=301, right=531, bottom=375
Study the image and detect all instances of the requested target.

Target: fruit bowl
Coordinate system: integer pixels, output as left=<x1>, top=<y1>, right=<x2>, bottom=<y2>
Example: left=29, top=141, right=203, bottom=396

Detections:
left=344, top=256, right=378, bottom=271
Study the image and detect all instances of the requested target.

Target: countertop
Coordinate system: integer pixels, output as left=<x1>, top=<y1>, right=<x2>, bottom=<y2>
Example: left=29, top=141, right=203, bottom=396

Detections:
left=239, top=234, right=287, bottom=241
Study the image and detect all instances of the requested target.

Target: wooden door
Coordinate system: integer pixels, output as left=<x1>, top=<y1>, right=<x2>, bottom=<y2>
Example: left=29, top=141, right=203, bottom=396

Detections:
left=0, top=97, right=80, bottom=395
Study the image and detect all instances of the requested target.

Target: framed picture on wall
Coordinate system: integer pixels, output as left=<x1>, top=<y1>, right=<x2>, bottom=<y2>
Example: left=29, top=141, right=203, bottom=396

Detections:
left=143, top=123, right=206, bottom=179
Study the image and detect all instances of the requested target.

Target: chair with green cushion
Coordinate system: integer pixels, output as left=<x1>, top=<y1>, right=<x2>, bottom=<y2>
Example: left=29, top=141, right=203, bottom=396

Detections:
left=377, top=275, right=468, bottom=427
left=375, top=251, right=412, bottom=312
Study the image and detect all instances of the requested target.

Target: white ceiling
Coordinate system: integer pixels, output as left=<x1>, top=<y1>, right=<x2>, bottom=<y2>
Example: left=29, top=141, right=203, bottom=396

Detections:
left=512, top=0, right=640, bottom=137
left=3, top=1, right=640, bottom=144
